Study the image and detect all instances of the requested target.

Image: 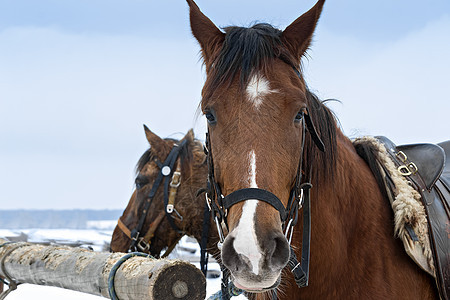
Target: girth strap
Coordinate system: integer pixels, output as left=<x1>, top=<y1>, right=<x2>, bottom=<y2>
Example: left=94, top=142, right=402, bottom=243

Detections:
left=223, top=188, right=288, bottom=221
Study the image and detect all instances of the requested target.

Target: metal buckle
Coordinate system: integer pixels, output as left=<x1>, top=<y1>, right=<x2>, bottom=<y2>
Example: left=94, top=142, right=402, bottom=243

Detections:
left=170, top=171, right=181, bottom=188
left=173, top=208, right=183, bottom=221
left=284, top=219, right=294, bottom=244
left=298, top=188, right=305, bottom=208
left=396, top=151, right=408, bottom=163
left=137, top=238, right=151, bottom=252
left=398, top=165, right=412, bottom=176
left=407, top=162, right=418, bottom=175
left=214, top=216, right=225, bottom=244
left=398, top=162, right=418, bottom=176
left=205, top=194, right=212, bottom=211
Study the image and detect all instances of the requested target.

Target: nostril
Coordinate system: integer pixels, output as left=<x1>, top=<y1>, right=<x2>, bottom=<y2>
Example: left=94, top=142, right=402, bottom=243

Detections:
left=266, top=233, right=290, bottom=269
left=221, top=236, right=240, bottom=273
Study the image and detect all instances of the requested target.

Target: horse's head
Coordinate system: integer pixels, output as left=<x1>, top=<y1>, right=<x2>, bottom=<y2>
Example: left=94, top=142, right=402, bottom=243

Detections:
left=187, top=0, right=326, bottom=292
left=110, top=125, right=206, bottom=257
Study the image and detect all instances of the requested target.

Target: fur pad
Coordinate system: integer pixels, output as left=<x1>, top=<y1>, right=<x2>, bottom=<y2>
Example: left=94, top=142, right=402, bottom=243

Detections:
left=353, top=136, right=434, bottom=276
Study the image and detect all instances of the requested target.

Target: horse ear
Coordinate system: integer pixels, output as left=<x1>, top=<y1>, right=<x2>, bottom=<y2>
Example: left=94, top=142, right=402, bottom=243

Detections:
left=186, top=0, right=225, bottom=63
left=143, top=124, right=170, bottom=157
left=282, top=0, right=325, bottom=62
left=182, top=129, right=195, bottom=144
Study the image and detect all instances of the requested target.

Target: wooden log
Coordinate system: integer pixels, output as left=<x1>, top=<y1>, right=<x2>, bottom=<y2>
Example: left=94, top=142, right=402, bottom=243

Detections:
left=0, top=238, right=205, bottom=299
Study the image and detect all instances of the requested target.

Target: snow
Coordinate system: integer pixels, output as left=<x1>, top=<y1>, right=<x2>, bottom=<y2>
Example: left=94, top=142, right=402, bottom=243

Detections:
left=4, top=285, right=106, bottom=300
left=0, top=229, right=247, bottom=299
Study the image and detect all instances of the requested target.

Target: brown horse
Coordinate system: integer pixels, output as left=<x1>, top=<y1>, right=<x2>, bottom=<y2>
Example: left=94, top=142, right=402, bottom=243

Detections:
left=110, top=126, right=220, bottom=262
left=186, top=0, right=438, bottom=299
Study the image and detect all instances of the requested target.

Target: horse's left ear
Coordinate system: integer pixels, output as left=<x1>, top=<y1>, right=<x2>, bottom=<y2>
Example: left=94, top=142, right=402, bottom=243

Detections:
left=186, top=0, right=225, bottom=64
left=282, top=0, right=325, bottom=62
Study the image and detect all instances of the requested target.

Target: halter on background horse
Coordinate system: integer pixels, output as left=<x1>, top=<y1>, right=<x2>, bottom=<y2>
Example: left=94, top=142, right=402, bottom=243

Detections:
left=187, top=0, right=438, bottom=299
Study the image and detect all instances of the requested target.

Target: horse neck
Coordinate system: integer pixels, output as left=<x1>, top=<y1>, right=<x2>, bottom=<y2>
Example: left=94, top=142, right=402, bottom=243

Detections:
left=313, top=129, right=385, bottom=231
left=305, top=129, right=391, bottom=282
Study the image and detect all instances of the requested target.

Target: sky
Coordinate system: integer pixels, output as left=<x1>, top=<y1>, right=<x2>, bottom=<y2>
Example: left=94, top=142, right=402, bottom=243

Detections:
left=0, top=0, right=449, bottom=210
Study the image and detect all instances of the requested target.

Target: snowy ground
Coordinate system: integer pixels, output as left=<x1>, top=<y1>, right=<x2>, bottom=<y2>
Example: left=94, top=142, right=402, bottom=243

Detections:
left=0, top=228, right=246, bottom=300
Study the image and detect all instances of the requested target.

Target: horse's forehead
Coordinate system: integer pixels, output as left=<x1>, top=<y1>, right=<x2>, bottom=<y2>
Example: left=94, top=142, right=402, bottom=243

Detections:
left=245, top=74, right=279, bottom=109
left=141, top=161, right=159, bottom=175
left=211, top=75, right=303, bottom=125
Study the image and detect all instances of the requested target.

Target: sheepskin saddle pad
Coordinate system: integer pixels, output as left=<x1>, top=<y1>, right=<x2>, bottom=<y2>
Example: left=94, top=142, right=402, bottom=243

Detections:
left=353, top=136, right=449, bottom=298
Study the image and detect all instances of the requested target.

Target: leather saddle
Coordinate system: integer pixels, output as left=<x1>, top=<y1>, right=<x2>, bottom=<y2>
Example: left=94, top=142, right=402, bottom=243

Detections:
left=376, top=136, right=449, bottom=300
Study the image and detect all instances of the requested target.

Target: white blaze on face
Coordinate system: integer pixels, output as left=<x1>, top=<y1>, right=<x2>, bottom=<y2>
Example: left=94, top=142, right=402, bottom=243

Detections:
left=245, top=74, right=277, bottom=109
left=232, top=150, right=262, bottom=275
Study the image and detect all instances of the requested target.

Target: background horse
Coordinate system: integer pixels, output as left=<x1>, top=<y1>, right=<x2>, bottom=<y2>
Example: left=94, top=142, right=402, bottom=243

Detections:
left=110, top=126, right=220, bottom=262
left=186, top=0, right=437, bottom=299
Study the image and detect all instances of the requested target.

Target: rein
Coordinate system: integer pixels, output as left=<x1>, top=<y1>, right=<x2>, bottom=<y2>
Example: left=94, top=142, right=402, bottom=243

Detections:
left=203, top=68, right=325, bottom=298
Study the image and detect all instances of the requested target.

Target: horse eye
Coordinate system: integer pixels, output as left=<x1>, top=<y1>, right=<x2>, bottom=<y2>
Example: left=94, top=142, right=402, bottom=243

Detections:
left=294, top=111, right=304, bottom=122
left=135, top=176, right=148, bottom=190
left=205, top=111, right=217, bottom=125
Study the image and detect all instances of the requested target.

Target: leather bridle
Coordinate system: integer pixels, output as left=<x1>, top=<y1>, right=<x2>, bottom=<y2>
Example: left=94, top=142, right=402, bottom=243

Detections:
left=117, top=140, right=187, bottom=255
left=117, top=139, right=212, bottom=276
left=203, top=68, right=325, bottom=297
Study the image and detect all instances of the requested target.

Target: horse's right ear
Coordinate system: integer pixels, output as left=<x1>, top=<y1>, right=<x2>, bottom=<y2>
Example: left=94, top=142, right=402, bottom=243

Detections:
left=186, top=0, right=225, bottom=63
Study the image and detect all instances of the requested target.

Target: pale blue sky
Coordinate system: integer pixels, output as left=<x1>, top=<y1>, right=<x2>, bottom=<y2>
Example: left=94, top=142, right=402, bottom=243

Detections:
left=0, top=0, right=449, bottom=209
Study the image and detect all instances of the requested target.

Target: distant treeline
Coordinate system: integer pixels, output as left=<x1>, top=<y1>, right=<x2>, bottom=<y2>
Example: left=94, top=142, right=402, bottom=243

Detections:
left=0, top=209, right=122, bottom=229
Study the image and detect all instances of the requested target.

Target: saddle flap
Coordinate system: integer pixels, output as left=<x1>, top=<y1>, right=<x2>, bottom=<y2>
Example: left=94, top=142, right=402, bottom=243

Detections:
left=438, top=141, right=450, bottom=186
left=396, top=143, right=445, bottom=191
left=437, top=140, right=450, bottom=209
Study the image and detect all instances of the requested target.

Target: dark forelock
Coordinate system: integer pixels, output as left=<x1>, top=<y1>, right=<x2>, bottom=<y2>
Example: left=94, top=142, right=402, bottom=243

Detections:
left=204, top=23, right=297, bottom=97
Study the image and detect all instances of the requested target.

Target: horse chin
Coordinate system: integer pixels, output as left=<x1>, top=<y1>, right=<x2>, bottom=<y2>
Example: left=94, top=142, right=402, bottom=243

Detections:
left=232, top=274, right=281, bottom=293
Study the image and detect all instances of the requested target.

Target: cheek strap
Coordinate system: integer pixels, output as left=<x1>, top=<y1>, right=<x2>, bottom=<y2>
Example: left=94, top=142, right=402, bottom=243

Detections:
left=304, top=108, right=325, bottom=152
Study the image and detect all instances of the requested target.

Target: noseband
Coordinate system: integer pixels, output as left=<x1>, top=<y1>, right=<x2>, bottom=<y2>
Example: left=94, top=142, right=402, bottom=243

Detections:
left=117, top=140, right=187, bottom=255
left=203, top=68, right=325, bottom=296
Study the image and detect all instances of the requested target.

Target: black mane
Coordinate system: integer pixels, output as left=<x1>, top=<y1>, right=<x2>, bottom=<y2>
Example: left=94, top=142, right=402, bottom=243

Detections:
left=136, top=148, right=155, bottom=174
left=207, top=23, right=297, bottom=92
left=304, top=91, right=338, bottom=183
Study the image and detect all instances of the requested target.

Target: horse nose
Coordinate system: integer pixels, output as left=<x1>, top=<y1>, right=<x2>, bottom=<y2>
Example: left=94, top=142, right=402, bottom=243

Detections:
left=221, top=231, right=290, bottom=276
